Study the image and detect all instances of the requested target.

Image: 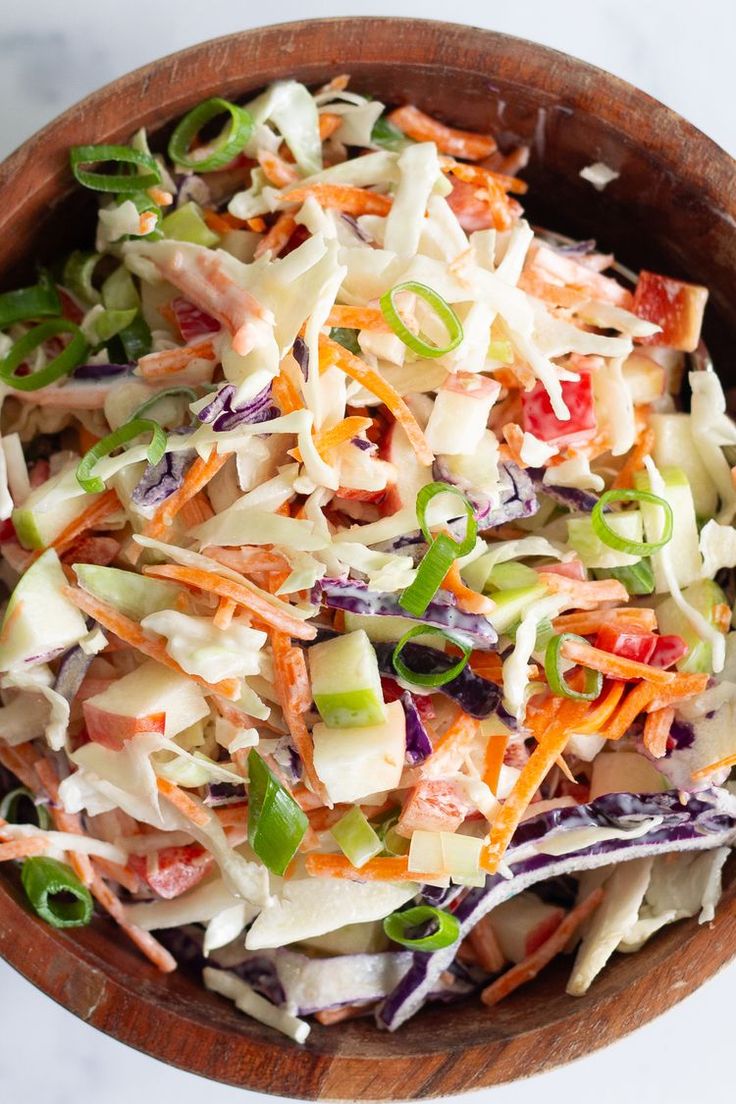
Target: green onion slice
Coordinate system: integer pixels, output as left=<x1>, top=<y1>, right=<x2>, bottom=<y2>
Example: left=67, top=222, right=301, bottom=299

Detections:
left=379, top=281, right=463, bottom=359
left=247, top=749, right=308, bottom=876
left=392, top=625, right=471, bottom=688
left=116, top=314, right=152, bottom=361
left=383, top=905, right=460, bottom=951
left=545, top=632, right=603, bottom=701
left=328, top=327, right=361, bottom=356
left=76, top=417, right=166, bottom=493
left=0, top=320, right=89, bottom=392
left=70, top=144, right=162, bottom=192
left=596, top=559, right=655, bottom=596
left=330, top=806, right=383, bottom=868
left=168, top=97, right=254, bottom=172
left=21, top=856, right=94, bottom=929
left=592, top=489, right=673, bottom=556
left=371, top=116, right=413, bottom=152
left=94, top=308, right=138, bottom=344
left=131, top=386, right=198, bottom=421
left=62, top=251, right=104, bottom=306
left=0, top=787, right=51, bottom=829
left=399, top=482, right=477, bottom=617
left=0, top=272, right=61, bottom=329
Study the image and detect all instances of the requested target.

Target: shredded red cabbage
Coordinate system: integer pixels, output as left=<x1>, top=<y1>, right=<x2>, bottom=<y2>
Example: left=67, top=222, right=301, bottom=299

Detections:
left=196, top=383, right=276, bottom=431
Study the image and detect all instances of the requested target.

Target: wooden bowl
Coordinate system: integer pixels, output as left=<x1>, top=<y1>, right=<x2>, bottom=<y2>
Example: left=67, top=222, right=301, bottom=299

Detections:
left=0, top=17, right=734, bottom=1099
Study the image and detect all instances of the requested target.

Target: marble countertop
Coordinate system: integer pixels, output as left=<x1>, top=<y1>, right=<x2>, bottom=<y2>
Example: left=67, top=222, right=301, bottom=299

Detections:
left=0, top=2, right=734, bottom=1102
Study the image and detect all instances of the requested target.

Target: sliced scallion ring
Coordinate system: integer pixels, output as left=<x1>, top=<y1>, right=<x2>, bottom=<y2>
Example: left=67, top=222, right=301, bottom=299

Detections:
left=545, top=632, right=603, bottom=701
left=70, top=144, right=162, bottom=192
left=76, top=417, right=166, bottom=493
left=399, top=482, right=477, bottom=616
left=383, top=905, right=460, bottom=951
left=131, top=386, right=198, bottom=421
left=62, top=251, right=104, bottom=306
left=21, top=856, right=93, bottom=929
left=392, top=625, right=471, bottom=688
left=0, top=319, right=89, bottom=392
left=591, top=489, right=673, bottom=556
left=0, top=787, right=51, bottom=830
left=167, top=97, right=254, bottom=171
left=379, top=281, right=463, bottom=359
left=247, top=749, right=308, bottom=876
left=0, top=271, right=60, bottom=328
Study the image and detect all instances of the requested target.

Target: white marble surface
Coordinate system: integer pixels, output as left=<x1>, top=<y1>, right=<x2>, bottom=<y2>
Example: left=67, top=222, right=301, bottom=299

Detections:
left=0, top=2, right=734, bottom=1101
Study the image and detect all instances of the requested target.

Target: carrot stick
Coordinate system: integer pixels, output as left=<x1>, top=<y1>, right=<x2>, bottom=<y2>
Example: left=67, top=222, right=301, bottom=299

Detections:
left=318, top=113, right=343, bottom=140
left=646, top=672, right=709, bottom=711
left=602, top=681, right=658, bottom=741
left=214, top=597, right=237, bottom=629
left=315, top=1003, right=372, bottom=1025
left=272, top=363, right=304, bottom=414
left=202, top=208, right=246, bottom=234
left=89, top=869, right=176, bottom=972
left=575, top=680, right=625, bottom=734
left=207, top=546, right=291, bottom=575
left=290, top=415, right=373, bottom=463
left=156, top=777, right=210, bottom=827
left=304, top=853, right=442, bottom=882
left=281, top=183, right=392, bottom=217
left=137, top=339, right=216, bottom=380
left=145, top=449, right=229, bottom=539
left=0, top=837, right=47, bottom=861
left=254, top=212, right=297, bottom=260
left=142, top=563, right=316, bottom=641
left=467, top=651, right=504, bottom=684
left=538, top=574, right=629, bottom=609
left=552, top=608, right=658, bottom=636
left=388, top=105, right=497, bottom=160
left=29, top=489, right=121, bottom=564
left=178, top=491, right=214, bottom=529
left=34, top=757, right=96, bottom=886
left=93, top=857, right=140, bottom=895
left=326, top=306, right=391, bottom=332
left=271, top=631, right=323, bottom=797
left=483, top=732, right=508, bottom=796
left=63, top=585, right=241, bottom=699
left=481, top=699, right=590, bottom=873
left=425, top=708, right=479, bottom=776
left=319, top=333, right=433, bottom=464
left=643, top=706, right=675, bottom=759
left=441, top=561, right=495, bottom=615
left=611, top=427, right=656, bottom=489
left=480, top=888, right=605, bottom=1006
left=560, top=638, right=674, bottom=687
left=439, top=156, right=527, bottom=195
left=691, top=750, right=736, bottom=781
left=466, top=917, right=506, bottom=973
left=257, top=150, right=299, bottom=188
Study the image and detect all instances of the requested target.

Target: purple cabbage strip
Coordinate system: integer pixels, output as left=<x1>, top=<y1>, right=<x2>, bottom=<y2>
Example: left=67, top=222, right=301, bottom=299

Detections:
left=554, top=239, right=597, bottom=256
left=341, top=213, right=372, bottom=243
left=196, top=383, right=277, bottom=432
left=484, top=462, right=539, bottom=527
left=400, top=693, right=433, bottom=765
left=131, top=448, right=195, bottom=509
left=316, top=578, right=498, bottom=651
left=53, top=645, right=95, bottom=704
left=72, top=363, right=134, bottom=381
left=527, top=467, right=601, bottom=513
left=374, top=640, right=502, bottom=720
left=377, top=786, right=736, bottom=1030
left=203, top=781, right=246, bottom=807
left=292, top=336, right=309, bottom=380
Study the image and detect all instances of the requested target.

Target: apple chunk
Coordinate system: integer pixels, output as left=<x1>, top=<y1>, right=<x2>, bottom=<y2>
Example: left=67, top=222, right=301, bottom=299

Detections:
left=83, top=659, right=209, bottom=750
left=632, top=270, right=708, bottom=353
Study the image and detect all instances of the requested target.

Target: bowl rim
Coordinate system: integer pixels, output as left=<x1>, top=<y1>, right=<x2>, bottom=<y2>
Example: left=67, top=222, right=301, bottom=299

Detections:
left=0, top=16, right=734, bottom=1101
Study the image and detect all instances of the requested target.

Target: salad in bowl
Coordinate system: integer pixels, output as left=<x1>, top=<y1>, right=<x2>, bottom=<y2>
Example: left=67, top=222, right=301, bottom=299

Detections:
left=0, top=73, right=734, bottom=1044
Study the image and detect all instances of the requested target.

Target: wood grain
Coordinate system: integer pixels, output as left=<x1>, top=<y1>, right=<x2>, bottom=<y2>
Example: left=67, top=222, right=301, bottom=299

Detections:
left=0, top=17, right=734, bottom=1099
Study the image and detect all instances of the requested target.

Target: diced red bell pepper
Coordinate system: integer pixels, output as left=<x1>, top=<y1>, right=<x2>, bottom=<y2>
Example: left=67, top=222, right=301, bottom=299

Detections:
left=595, top=624, right=657, bottom=665
left=0, top=518, right=15, bottom=542
left=535, top=558, right=587, bottom=581
left=521, top=373, right=597, bottom=447
left=57, top=286, right=84, bottom=324
left=632, top=270, right=708, bottom=353
left=648, top=634, right=688, bottom=670
left=380, top=677, right=435, bottom=720
left=170, top=297, right=220, bottom=343
left=129, top=843, right=213, bottom=900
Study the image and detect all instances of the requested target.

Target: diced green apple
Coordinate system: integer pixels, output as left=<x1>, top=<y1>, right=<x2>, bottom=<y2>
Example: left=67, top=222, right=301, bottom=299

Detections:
left=312, top=700, right=406, bottom=804
left=567, top=512, right=644, bottom=569
left=485, top=561, right=539, bottom=590
left=309, top=629, right=386, bottom=728
left=650, top=412, right=719, bottom=518
left=590, top=751, right=668, bottom=801
left=73, top=563, right=179, bottom=620
left=0, top=549, right=87, bottom=670
left=656, top=578, right=728, bottom=673
left=634, top=467, right=701, bottom=591
left=343, top=611, right=447, bottom=650
left=488, top=892, right=564, bottom=964
left=487, top=583, right=547, bottom=634
left=12, top=466, right=99, bottom=551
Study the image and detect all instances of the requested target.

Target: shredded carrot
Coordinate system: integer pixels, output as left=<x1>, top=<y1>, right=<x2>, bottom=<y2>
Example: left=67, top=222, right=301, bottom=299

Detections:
left=271, top=631, right=323, bottom=797
left=213, top=597, right=237, bottom=629
left=439, top=156, right=527, bottom=195
left=89, top=869, right=176, bottom=972
left=575, top=679, right=626, bottom=734
left=290, top=415, right=373, bottom=463
left=480, top=888, right=605, bottom=1006
left=319, top=333, right=433, bottom=464
left=467, top=651, right=504, bottom=684
left=611, top=427, right=656, bottom=489
left=145, top=449, right=229, bottom=539
left=142, top=562, right=315, bottom=641
left=466, top=917, right=506, bottom=973
left=0, top=837, right=47, bottom=861
left=560, top=638, right=674, bottom=687
left=137, top=339, right=216, bottom=380
left=441, top=560, right=495, bottom=615
left=552, top=608, right=658, bottom=636
left=257, top=149, right=300, bottom=187
left=272, top=363, right=304, bottom=414
left=148, top=185, right=173, bottom=207
left=178, top=490, right=214, bottom=529
left=481, top=699, right=590, bottom=873
left=483, top=731, right=508, bottom=795
left=207, top=545, right=291, bottom=575
left=538, top=573, right=629, bottom=609
left=713, top=603, right=732, bottom=633
left=156, top=776, right=210, bottom=827
left=603, top=681, right=659, bottom=741
left=34, top=757, right=95, bottom=886
left=94, top=857, right=140, bottom=895
left=388, top=104, right=496, bottom=160
left=246, top=217, right=267, bottom=232
left=646, top=671, right=709, bottom=711
left=254, top=212, right=297, bottom=260
left=0, top=743, right=41, bottom=791
left=202, top=208, right=243, bottom=234
left=319, top=112, right=343, bottom=140
left=326, top=305, right=391, bottom=332
left=315, top=1003, right=372, bottom=1025
left=281, top=183, right=392, bottom=217
left=63, top=585, right=241, bottom=699
left=426, top=709, right=480, bottom=776
left=643, top=706, right=675, bottom=759
left=501, top=423, right=525, bottom=467
left=691, top=750, right=736, bottom=781
left=304, top=853, right=442, bottom=882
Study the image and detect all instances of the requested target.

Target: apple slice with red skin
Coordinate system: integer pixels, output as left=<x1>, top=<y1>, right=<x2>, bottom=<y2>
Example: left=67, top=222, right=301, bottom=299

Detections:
left=632, top=270, right=708, bottom=353
left=129, top=843, right=214, bottom=900
left=83, top=700, right=166, bottom=751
